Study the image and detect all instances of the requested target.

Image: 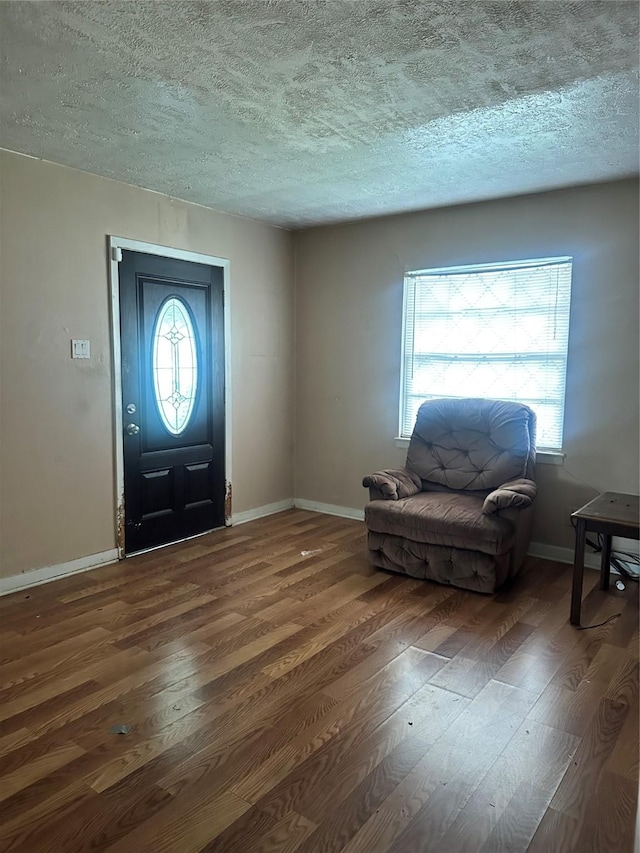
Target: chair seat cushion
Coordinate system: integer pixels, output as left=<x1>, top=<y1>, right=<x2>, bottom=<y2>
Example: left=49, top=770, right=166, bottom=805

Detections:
left=364, top=491, right=515, bottom=556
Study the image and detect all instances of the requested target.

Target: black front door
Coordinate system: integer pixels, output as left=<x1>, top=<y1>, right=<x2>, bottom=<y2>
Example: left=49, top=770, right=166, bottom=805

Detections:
left=119, top=250, right=225, bottom=554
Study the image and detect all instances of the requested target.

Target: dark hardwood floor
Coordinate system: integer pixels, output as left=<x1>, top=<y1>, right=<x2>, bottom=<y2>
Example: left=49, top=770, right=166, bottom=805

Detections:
left=0, top=509, right=637, bottom=852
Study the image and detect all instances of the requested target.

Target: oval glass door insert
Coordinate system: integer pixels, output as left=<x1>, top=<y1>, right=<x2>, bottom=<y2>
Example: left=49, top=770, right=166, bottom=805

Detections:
left=152, top=297, right=198, bottom=435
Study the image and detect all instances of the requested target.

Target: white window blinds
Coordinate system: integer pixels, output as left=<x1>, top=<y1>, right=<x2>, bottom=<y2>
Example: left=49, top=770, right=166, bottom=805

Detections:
left=400, top=257, right=573, bottom=451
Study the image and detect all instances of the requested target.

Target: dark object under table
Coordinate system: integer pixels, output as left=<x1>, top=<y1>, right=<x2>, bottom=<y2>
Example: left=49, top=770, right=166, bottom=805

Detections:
left=570, top=491, right=640, bottom=626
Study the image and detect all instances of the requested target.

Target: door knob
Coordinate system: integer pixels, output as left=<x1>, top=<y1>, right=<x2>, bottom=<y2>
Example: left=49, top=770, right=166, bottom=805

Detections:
left=126, top=423, right=140, bottom=436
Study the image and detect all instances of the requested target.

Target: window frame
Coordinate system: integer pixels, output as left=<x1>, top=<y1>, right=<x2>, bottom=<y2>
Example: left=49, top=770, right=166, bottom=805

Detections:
left=398, top=256, right=573, bottom=459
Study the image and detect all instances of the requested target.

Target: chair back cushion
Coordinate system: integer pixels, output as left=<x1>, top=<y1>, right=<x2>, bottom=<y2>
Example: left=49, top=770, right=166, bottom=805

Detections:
left=406, top=398, right=536, bottom=492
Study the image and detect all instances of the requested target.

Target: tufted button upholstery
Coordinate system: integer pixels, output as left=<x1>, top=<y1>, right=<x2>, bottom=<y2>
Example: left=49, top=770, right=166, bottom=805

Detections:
left=363, top=397, right=537, bottom=594
left=405, top=398, right=536, bottom=492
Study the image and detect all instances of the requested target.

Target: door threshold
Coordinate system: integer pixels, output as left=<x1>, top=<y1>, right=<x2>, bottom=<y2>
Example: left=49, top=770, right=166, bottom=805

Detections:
left=124, top=525, right=227, bottom=558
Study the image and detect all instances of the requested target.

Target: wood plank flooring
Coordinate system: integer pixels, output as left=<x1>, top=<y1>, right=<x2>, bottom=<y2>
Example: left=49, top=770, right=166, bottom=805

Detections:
left=0, top=509, right=637, bottom=852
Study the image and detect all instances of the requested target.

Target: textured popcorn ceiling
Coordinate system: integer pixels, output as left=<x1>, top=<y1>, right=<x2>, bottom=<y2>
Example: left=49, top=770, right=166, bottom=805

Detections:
left=0, top=1, right=638, bottom=227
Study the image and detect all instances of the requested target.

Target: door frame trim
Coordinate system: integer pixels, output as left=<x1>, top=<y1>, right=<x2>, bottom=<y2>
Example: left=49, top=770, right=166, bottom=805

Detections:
left=108, top=236, right=232, bottom=559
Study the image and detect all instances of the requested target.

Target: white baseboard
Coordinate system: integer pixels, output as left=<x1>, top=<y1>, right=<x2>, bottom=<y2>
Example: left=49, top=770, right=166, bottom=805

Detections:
left=290, top=501, right=606, bottom=571
left=231, top=498, right=294, bottom=526
left=0, top=549, right=119, bottom=596
left=1, top=499, right=297, bottom=595
left=0, top=507, right=611, bottom=598
left=293, top=498, right=365, bottom=521
left=527, top=541, right=601, bottom=570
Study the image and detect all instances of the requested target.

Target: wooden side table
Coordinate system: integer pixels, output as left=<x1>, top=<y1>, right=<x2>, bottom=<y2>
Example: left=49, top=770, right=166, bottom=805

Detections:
left=570, top=492, right=640, bottom=626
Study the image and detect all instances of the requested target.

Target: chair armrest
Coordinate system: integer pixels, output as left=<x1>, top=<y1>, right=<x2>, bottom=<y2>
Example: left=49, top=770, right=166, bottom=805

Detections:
left=482, top=479, right=537, bottom=515
left=362, top=468, right=422, bottom=501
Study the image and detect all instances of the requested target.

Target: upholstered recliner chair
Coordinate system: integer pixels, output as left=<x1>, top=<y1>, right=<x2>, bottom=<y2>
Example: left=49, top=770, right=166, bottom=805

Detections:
left=362, top=398, right=537, bottom=593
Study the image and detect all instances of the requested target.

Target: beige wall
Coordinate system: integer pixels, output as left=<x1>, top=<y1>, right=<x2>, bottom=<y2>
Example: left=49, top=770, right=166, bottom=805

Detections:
left=0, top=151, right=294, bottom=578
left=294, top=180, right=640, bottom=550
left=1, top=158, right=637, bottom=580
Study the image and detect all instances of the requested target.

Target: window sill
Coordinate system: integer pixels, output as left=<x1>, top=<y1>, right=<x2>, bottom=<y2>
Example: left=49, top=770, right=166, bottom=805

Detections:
left=393, top=437, right=565, bottom=466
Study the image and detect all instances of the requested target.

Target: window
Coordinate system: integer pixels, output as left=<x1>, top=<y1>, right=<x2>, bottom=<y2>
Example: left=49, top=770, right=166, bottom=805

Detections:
left=400, top=257, right=573, bottom=451
left=152, top=297, right=199, bottom=435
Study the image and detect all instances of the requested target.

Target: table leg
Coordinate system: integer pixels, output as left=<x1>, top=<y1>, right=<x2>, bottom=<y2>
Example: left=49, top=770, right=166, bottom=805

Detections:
left=600, top=534, right=612, bottom=591
left=570, top=518, right=586, bottom=626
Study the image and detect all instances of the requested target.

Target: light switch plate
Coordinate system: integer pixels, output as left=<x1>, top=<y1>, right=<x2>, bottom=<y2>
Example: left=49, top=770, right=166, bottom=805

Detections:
left=71, top=339, right=91, bottom=359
